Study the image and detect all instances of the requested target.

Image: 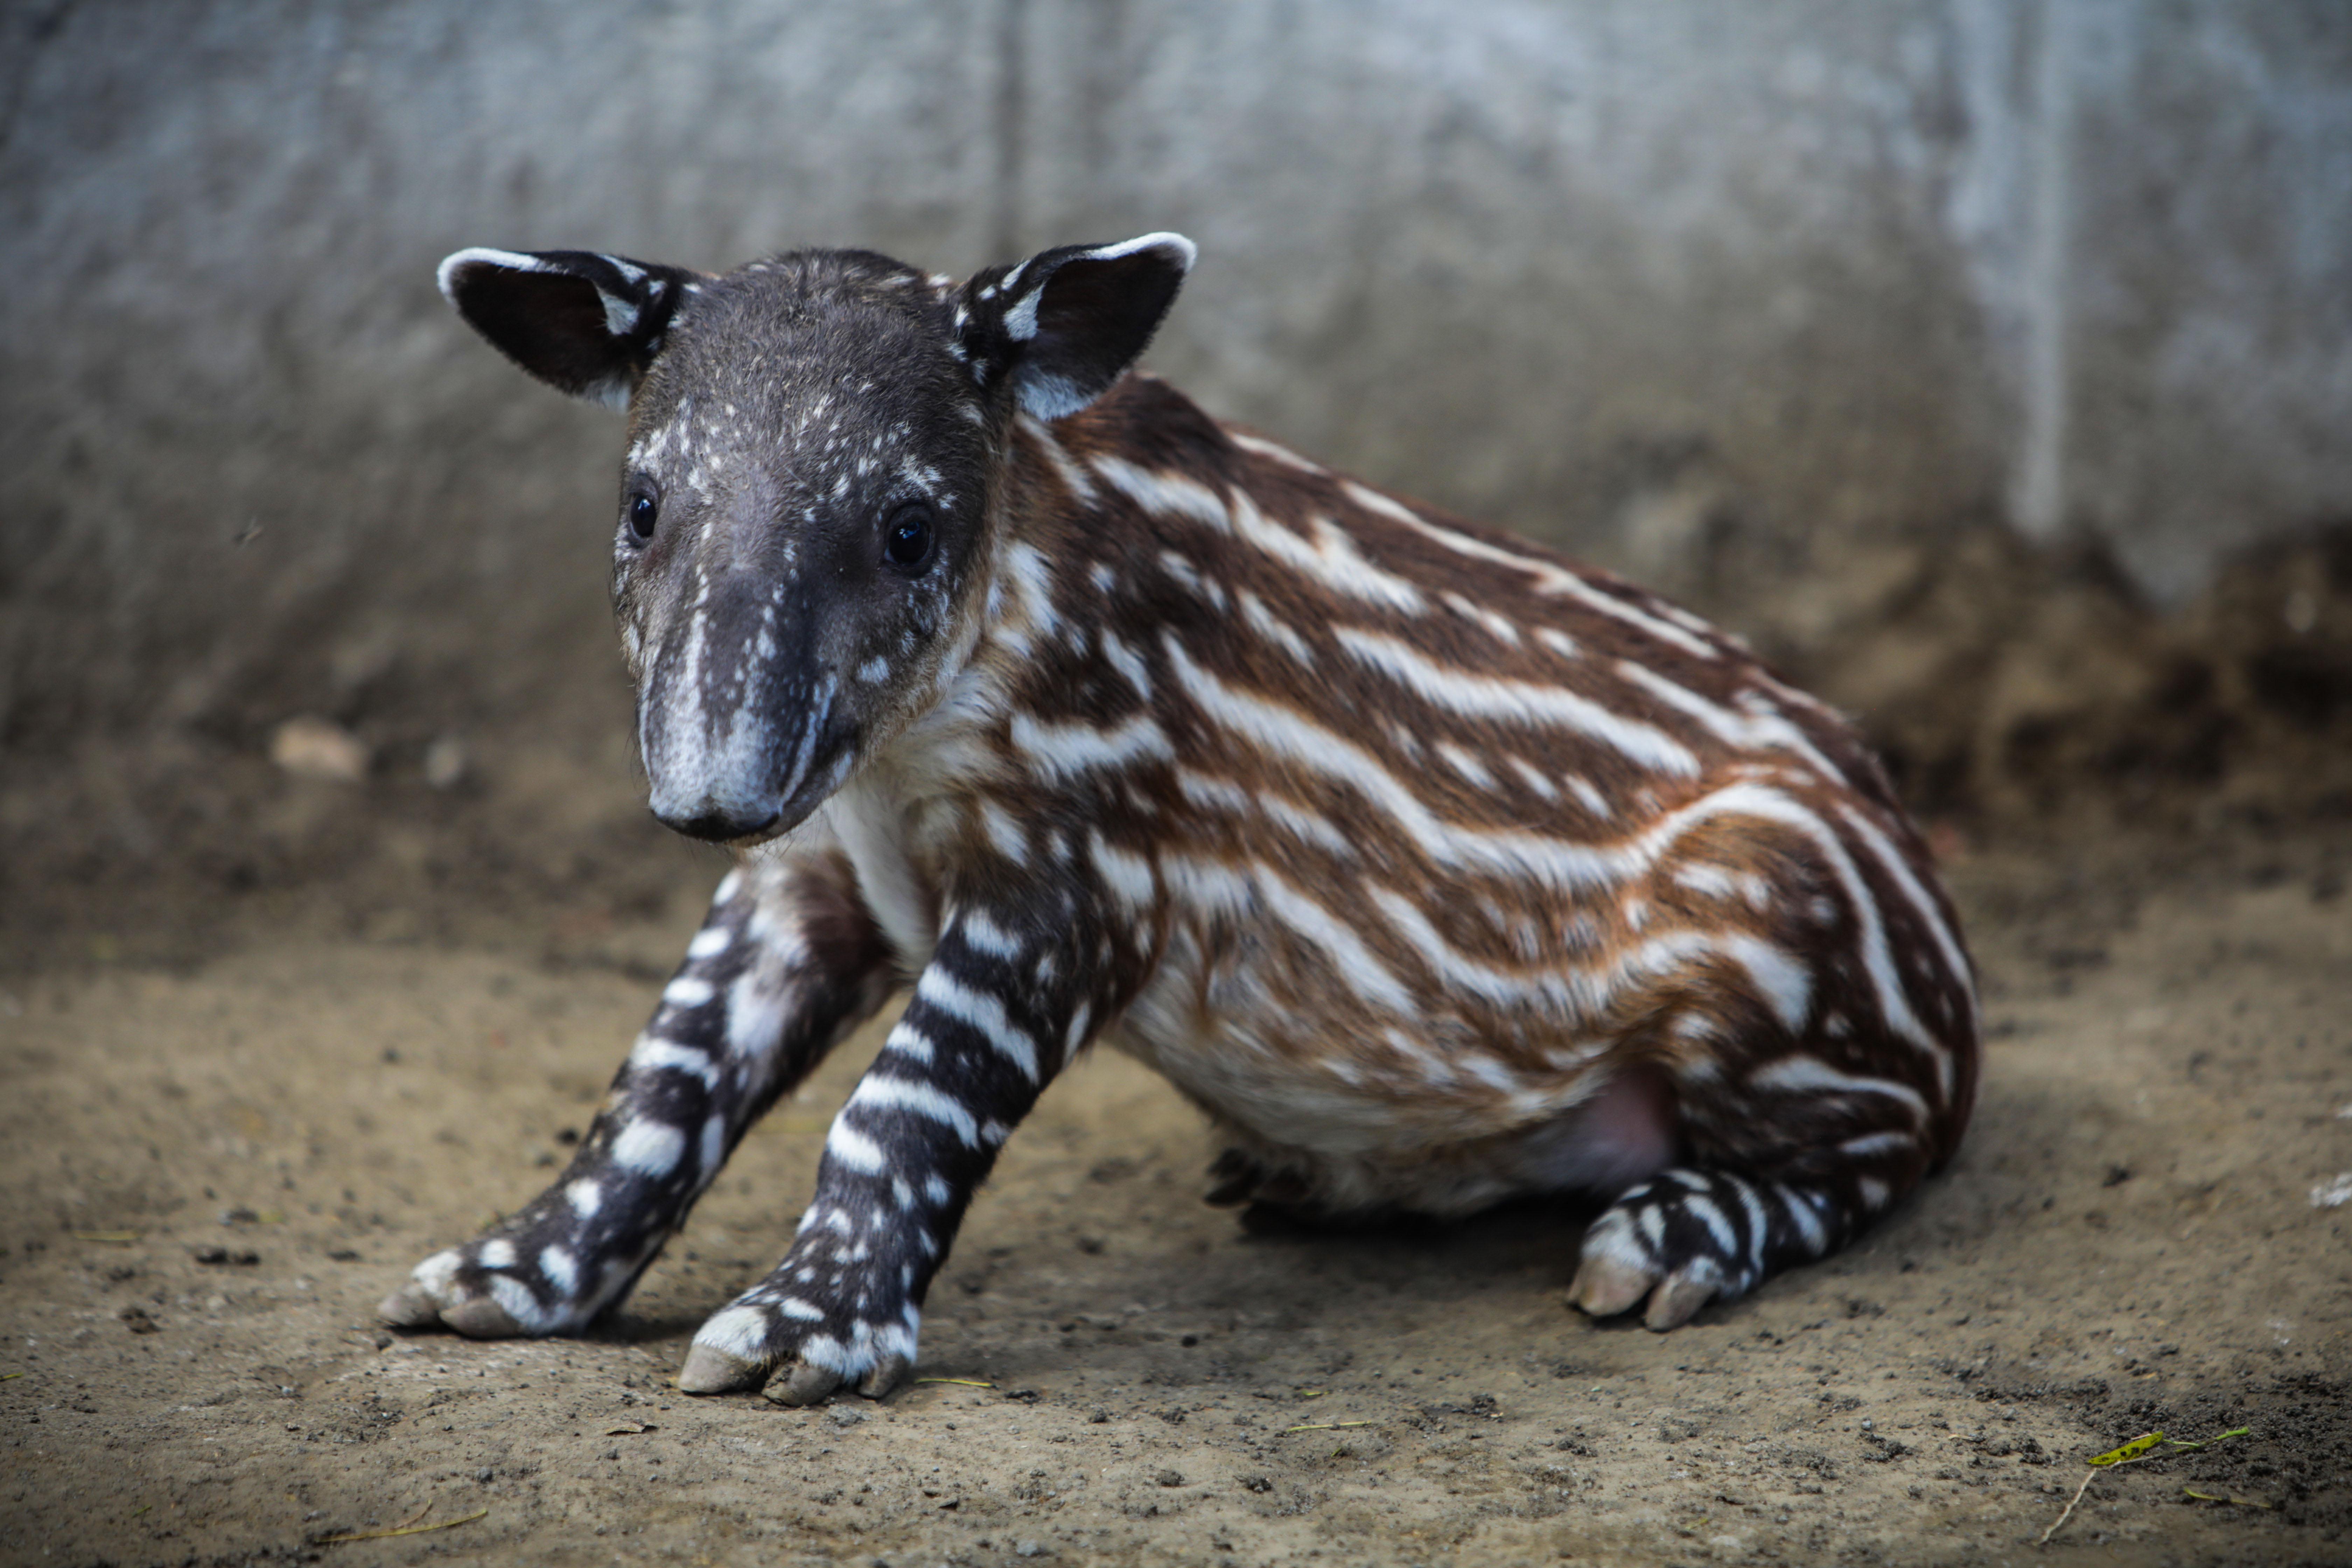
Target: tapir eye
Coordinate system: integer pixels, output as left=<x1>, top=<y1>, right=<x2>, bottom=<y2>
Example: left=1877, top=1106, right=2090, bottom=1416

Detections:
left=625, top=488, right=659, bottom=544
left=883, top=503, right=936, bottom=571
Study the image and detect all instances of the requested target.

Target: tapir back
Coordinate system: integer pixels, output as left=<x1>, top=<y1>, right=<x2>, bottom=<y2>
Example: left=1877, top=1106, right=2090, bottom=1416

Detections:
left=885, top=372, right=1977, bottom=1226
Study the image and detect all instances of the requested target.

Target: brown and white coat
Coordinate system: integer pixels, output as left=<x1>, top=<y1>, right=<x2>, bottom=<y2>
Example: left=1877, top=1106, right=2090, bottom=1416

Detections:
left=384, top=235, right=1979, bottom=1405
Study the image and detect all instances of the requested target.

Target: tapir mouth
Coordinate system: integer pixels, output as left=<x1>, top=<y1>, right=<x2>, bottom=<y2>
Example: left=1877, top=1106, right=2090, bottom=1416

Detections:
left=655, top=797, right=784, bottom=845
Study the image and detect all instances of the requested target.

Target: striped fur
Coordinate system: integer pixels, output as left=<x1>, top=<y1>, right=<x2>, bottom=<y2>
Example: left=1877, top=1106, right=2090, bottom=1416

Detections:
left=387, top=236, right=1980, bottom=1402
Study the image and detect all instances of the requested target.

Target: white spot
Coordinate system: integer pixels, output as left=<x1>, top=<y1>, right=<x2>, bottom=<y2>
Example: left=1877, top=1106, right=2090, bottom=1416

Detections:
left=411, top=1248, right=462, bottom=1295
left=884, top=1029, right=936, bottom=1067
left=1778, top=1184, right=1830, bottom=1255
left=1461, top=1055, right=1522, bottom=1093
left=1256, top=792, right=1353, bottom=856
left=539, top=1246, right=578, bottom=1296
left=1840, top=1131, right=1914, bottom=1158
left=630, top=1035, right=720, bottom=1089
left=1155, top=550, right=1225, bottom=608
left=1565, top=775, right=1614, bottom=819
left=1673, top=1013, right=1724, bottom=1045
left=1001, top=540, right=1062, bottom=637
left=488, top=1273, right=553, bottom=1331
left=1017, top=417, right=1100, bottom=504
left=686, top=926, right=733, bottom=960
left=1442, top=589, right=1521, bottom=644
left=1679, top=1194, right=1738, bottom=1258
left=1718, top=934, right=1814, bottom=1034
left=1010, top=712, right=1173, bottom=780
left=664, top=976, right=716, bottom=1009
left=613, top=1120, right=687, bottom=1177
left=1505, top=756, right=1559, bottom=800
left=959, top=909, right=1023, bottom=960
left=1436, top=742, right=1497, bottom=791
left=1100, top=628, right=1152, bottom=699
left=566, top=1180, right=602, bottom=1218
left=1239, top=590, right=1316, bottom=664
left=1087, top=831, right=1158, bottom=910
left=1673, top=863, right=1736, bottom=899
left=1176, top=770, right=1251, bottom=815
left=825, top=1118, right=889, bottom=1174
left=979, top=802, right=1030, bottom=867
left=477, top=1238, right=516, bottom=1269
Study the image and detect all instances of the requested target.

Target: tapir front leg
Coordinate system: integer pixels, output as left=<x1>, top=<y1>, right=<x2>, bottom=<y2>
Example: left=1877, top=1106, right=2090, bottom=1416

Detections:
left=381, top=847, right=892, bottom=1337
left=676, top=906, right=1097, bottom=1403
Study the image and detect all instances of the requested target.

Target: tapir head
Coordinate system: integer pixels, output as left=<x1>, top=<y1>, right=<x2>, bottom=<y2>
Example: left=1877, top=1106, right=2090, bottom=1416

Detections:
left=438, top=233, right=1194, bottom=844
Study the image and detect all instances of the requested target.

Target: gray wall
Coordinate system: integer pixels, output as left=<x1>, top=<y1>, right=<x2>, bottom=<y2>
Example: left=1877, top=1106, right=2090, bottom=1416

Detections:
left=5, top=0, right=2348, bottom=748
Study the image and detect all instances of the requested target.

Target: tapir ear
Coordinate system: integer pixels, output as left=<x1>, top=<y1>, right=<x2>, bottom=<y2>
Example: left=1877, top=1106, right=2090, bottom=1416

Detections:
left=437, top=248, right=702, bottom=410
left=959, top=233, right=1196, bottom=421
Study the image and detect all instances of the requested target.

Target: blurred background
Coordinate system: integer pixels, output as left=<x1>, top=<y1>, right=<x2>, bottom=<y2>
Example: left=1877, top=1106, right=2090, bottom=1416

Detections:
left=4, top=0, right=2350, bottom=959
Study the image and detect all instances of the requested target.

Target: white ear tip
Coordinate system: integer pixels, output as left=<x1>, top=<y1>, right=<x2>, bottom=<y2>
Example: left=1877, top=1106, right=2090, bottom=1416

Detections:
left=1090, top=231, right=1198, bottom=274
left=436, top=246, right=549, bottom=305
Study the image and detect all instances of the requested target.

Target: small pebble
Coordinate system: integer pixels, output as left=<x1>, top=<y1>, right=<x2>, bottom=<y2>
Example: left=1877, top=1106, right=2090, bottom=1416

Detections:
left=423, top=734, right=468, bottom=790
left=270, top=716, right=370, bottom=783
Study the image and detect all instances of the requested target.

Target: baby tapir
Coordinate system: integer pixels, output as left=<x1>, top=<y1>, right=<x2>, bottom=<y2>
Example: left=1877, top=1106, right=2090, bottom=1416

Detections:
left=384, top=233, right=1980, bottom=1404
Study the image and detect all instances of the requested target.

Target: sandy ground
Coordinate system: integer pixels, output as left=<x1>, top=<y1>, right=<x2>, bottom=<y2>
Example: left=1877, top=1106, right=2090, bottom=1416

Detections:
left=4, top=815, right=2350, bottom=1568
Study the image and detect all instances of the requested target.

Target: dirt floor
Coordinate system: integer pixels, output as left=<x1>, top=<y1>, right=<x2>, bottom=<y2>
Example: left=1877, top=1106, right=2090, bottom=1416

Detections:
left=4, top=745, right=2351, bottom=1568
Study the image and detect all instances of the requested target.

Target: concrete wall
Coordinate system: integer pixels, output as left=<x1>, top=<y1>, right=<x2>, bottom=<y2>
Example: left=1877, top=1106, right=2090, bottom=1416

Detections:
left=5, top=0, right=2348, bottom=748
